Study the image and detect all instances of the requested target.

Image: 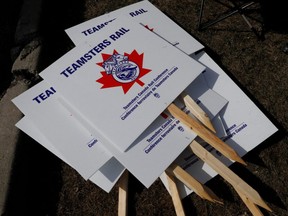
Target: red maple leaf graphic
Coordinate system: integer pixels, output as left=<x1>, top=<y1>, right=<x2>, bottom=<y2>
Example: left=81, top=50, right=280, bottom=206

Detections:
left=144, top=25, right=154, bottom=32
left=96, top=50, right=152, bottom=94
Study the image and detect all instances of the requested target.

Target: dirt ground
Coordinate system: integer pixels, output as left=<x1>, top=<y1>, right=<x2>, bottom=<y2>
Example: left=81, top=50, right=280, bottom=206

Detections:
left=4, top=0, right=288, bottom=215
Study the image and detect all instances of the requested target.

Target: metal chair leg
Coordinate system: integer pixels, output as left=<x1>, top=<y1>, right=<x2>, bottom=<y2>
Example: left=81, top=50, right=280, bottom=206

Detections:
left=197, top=0, right=262, bottom=39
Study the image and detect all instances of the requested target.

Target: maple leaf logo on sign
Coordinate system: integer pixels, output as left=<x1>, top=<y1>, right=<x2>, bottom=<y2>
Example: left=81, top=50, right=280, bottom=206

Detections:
left=96, top=50, right=152, bottom=94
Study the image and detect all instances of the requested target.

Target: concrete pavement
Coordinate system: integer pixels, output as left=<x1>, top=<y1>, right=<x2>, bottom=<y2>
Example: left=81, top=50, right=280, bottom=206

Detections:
left=0, top=0, right=42, bottom=214
left=0, top=81, right=29, bottom=214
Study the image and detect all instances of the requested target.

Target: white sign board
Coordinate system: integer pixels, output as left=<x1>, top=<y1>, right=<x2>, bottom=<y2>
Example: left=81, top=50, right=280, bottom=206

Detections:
left=16, top=117, right=125, bottom=193
left=40, top=15, right=205, bottom=153
left=15, top=69, right=229, bottom=189
left=65, top=0, right=204, bottom=55
left=12, top=0, right=277, bottom=193
left=12, top=81, right=112, bottom=179
left=161, top=51, right=278, bottom=198
left=12, top=16, right=206, bottom=188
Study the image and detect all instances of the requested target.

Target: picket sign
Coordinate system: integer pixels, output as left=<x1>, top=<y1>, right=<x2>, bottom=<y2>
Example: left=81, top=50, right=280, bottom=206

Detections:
left=157, top=98, right=271, bottom=215
left=65, top=0, right=204, bottom=55
left=12, top=81, right=112, bottom=180
left=116, top=94, right=272, bottom=216
left=167, top=103, right=245, bottom=165
left=40, top=15, right=206, bottom=188
left=189, top=140, right=272, bottom=213
left=13, top=0, right=278, bottom=215
left=59, top=0, right=231, bottom=193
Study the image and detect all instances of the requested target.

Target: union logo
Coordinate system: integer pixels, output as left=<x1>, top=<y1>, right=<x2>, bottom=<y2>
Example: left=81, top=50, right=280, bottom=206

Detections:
left=96, top=50, right=152, bottom=94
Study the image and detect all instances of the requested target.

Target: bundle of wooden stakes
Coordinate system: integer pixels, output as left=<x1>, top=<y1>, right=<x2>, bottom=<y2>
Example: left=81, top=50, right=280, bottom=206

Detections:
left=117, top=93, right=272, bottom=216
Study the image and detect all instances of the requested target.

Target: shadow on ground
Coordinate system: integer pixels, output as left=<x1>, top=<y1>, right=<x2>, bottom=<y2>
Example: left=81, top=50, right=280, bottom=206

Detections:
left=3, top=132, right=62, bottom=216
left=2, top=0, right=85, bottom=215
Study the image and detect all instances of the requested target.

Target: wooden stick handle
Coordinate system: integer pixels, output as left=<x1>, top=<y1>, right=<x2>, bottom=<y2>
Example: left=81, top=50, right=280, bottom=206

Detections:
left=167, top=163, right=223, bottom=204
left=190, top=140, right=272, bottom=212
left=181, top=92, right=216, bottom=133
left=235, top=188, right=264, bottom=216
left=164, top=171, right=186, bottom=216
left=167, top=103, right=246, bottom=165
left=118, top=170, right=129, bottom=216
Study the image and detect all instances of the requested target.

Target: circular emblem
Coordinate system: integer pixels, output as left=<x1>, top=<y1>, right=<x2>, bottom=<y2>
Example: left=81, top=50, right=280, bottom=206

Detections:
left=113, top=62, right=140, bottom=83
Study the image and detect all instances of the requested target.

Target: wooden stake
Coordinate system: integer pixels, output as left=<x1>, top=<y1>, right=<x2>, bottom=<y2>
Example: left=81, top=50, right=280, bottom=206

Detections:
left=167, top=103, right=246, bottom=165
left=181, top=92, right=216, bottom=133
left=164, top=171, right=186, bottom=216
left=189, top=140, right=272, bottom=212
left=235, top=188, right=264, bottom=216
left=167, top=163, right=223, bottom=204
left=118, top=170, right=129, bottom=216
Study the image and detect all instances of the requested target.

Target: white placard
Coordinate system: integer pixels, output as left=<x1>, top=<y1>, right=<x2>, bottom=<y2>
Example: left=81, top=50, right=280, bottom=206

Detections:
left=16, top=116, right=125, bottom=193
left=161, top=51, right=278, bottom=198
left=65, top=0, right=204, bottom=55
left=58, top=71, right=228, bottom=188
left=60, top=94, right=198, bottom=188
left=16, top=116, right=70, bottom=165
left=13, top=16, right=206, bottom=187
left=12, top=81, right=112, bottom=179
left=197, top=51, right=277, bottom=154
left=40, top=15, right=205, bottom=153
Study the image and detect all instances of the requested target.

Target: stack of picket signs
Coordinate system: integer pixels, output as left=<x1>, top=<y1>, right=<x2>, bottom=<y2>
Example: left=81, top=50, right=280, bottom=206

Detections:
left=12, top=1, right=277, bottom=215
